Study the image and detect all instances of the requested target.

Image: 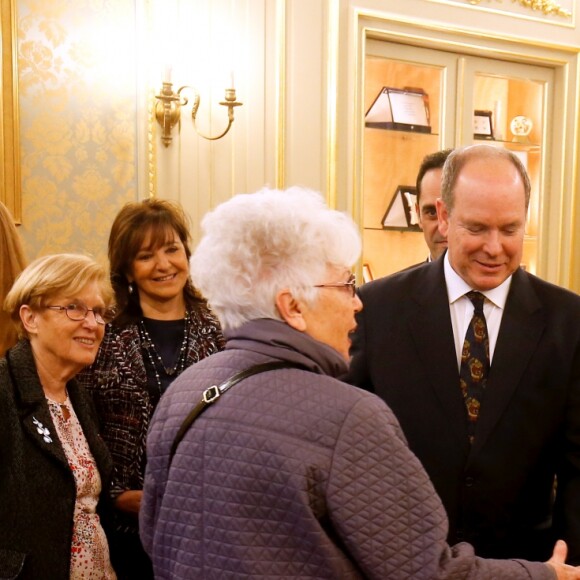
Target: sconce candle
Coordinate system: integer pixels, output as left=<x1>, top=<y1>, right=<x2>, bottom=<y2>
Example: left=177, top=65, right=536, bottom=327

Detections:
left=163, top=64, right=173, bottom=84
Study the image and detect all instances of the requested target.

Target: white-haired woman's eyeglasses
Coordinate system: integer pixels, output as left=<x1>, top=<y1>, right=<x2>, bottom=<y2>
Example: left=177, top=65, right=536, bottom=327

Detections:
left=314, top=273, right=357, bottom=298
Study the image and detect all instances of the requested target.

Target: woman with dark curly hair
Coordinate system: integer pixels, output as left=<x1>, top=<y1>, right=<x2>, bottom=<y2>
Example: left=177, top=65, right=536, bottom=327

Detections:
left=79, top=198, right=225, bottom=579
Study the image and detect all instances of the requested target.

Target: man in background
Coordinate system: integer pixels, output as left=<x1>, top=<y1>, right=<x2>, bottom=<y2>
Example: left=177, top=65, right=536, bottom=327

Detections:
left=415, top=148, right=452, bottom=261
left=347, top=143, right=580, bottom=564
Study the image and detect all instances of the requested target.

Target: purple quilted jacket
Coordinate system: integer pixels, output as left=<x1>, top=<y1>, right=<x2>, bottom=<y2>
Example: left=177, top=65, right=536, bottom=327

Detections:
left=141, top=319, right=553, bottom=579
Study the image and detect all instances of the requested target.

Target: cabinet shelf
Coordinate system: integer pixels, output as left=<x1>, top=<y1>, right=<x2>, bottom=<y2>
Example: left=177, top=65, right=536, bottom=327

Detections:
left=366, top=126, right=440, bottom=138
left=474, top=135, right=540, bottom=151
left=364, top=226, right=422, bottom=232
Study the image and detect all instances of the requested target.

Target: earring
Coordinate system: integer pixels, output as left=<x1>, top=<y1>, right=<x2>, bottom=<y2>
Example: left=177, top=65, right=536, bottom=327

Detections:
left=128, top=282, right=135, bottom=295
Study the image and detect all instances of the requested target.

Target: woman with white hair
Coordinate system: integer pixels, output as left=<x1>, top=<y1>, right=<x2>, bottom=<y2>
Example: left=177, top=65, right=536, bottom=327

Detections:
left=140, top=187, right=576, bottom=579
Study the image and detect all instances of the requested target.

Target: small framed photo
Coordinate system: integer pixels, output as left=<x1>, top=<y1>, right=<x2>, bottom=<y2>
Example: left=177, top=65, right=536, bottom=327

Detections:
left=365, top=87, right=431, bottom=134
left=362, top=263, right=374, bottom=284
left=382, top=185, right=421, bottom=231
left=473, top=110, right=494, bottom=139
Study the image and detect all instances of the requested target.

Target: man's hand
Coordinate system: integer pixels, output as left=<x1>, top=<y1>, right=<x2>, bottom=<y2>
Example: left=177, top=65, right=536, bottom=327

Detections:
left=546, top=540, right=580, bottom=579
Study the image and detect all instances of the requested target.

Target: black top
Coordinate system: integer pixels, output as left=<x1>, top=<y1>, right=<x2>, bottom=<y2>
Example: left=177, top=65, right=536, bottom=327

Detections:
left=141, top=317, right=187, bottom=403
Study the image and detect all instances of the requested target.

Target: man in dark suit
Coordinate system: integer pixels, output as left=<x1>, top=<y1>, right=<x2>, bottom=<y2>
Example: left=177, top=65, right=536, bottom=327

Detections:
left=415, top=148, right=452, bottom=262
left=347, top=143, right=580, bottom=564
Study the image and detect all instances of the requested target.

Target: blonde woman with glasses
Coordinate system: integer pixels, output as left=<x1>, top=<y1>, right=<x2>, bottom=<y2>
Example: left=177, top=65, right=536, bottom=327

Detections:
left=0, top=253, right=117, bottom=579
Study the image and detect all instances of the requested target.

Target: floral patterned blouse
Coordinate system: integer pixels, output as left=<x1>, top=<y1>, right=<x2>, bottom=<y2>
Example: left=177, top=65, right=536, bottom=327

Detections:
left=47, top=396, right=116, bottom=579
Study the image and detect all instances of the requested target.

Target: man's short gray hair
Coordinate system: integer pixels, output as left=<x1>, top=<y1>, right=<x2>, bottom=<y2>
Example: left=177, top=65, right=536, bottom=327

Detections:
left=441, top=144, right=531, bottom=214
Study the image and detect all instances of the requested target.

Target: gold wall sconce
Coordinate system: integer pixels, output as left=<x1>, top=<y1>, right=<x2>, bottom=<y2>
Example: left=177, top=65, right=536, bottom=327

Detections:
left=155, top=81, right=243, bottom=147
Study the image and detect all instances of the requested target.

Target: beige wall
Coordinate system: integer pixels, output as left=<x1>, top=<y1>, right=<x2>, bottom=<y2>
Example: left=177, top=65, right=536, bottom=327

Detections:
left=153, top=0, right=332, bottom=244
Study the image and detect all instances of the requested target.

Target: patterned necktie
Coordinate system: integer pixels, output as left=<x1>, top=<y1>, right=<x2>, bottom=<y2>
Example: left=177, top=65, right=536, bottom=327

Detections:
left=459, top=291, right=490, bottom=443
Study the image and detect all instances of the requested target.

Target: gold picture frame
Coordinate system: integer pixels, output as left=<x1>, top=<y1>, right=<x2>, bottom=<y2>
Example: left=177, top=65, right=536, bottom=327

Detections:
left=1, top=0, right=21, bottom=223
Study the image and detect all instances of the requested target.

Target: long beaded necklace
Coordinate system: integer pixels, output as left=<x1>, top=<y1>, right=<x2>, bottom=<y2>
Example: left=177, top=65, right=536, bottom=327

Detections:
left=139, top=312, right=191, bottom=394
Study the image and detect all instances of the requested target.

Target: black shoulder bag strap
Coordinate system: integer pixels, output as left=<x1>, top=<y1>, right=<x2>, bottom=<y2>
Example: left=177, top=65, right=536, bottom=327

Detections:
left=169, top=360, right=304, bottom=463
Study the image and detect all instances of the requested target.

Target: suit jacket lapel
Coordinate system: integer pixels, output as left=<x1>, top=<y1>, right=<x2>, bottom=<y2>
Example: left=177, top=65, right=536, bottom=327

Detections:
left=21, top=402, right=70, bottom=468
left=408, top=260, right=470, bottom=444
left=469, top=269, right=544, bottom=458
left=7, top=343, right=70, bottom=470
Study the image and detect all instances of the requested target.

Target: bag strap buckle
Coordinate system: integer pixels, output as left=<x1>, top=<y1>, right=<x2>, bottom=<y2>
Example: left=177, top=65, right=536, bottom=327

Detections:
left=202, top=385, right=220, bottom=404
left=169, top=360, right=305, bottom=463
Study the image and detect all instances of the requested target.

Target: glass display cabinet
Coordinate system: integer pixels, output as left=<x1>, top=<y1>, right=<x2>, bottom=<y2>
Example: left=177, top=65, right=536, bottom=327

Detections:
left=362, top=39, right=552, bottom=279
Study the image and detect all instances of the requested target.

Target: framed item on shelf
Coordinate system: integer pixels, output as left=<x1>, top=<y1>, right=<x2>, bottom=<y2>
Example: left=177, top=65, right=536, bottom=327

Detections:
left=381, top=185, right=421, bottom=231
left=362, top=263, right=374, bottom=284
left=473, top=110, right=494, bottom=139
left=365, top=87, right=431, bottom=133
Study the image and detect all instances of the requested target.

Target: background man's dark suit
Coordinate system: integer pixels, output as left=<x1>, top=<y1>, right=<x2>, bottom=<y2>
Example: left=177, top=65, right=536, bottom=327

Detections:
left=347, top=256, right=580, bottom=563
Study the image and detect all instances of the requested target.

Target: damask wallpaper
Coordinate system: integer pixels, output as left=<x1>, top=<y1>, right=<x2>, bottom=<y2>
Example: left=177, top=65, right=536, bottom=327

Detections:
left=17, top=0, right=140, bottom=264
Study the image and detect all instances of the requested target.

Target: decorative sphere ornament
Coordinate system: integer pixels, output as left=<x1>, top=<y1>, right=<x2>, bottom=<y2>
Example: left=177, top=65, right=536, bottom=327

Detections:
left=510, top=115, right=533, bottom=138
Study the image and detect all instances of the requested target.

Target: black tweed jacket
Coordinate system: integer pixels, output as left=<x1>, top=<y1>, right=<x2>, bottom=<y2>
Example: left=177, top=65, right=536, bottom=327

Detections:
left=77, top=304, right=225, bottom=532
